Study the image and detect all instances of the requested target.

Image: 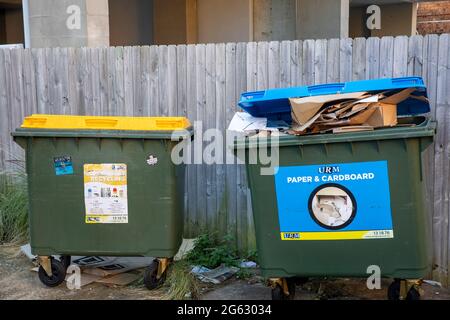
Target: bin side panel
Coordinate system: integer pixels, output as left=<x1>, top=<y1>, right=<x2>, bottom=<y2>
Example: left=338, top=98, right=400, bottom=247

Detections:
left=26, top=137, right=184, bottom=257
left=246, top=137, right=431, bottom=279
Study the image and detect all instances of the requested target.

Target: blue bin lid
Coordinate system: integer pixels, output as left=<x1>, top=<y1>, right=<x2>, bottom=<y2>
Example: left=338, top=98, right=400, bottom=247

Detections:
left=238, top=77, right=430, bottom=121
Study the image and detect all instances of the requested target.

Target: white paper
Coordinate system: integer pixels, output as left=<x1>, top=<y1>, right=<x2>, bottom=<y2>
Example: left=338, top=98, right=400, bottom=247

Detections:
left=357, top=95, right=379, bottom=103
left=228, top=112, right=279, bottom=133
left=228, top=112, right=267, bottom=132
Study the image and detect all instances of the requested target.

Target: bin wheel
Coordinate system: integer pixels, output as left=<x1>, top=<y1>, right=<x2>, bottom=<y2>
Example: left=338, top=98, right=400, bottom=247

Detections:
left=271, top=280, right=296, bottom=300
left=286, top=278, right=296, bottom=300
left=38, top=258, right=67, bottom=287
left=387, top=280, right=421, bottom=301
left=143, top=260, right=166, bottom=290
left=271, top=285, right=285, bottom=300
left=60, top=255, right=71, bottom=270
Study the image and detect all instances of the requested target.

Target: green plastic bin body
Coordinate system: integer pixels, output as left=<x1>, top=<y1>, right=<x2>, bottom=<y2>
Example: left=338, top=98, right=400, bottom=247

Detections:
left=13, top=128, right=193, bottom=258
left=236, top=120, right=436, bottom=280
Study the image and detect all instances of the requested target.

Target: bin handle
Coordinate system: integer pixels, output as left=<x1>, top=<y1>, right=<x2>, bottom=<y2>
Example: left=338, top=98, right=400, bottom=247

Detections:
left=22, top=116, right=47, bottom=127
left=308, top=83, right=345, bottom=95
left=241, top=91, right=265, bottom=100
left=85, top=118, right=118, bottom=128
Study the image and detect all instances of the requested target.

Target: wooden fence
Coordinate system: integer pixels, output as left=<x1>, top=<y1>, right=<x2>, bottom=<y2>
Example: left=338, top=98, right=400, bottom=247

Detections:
left=0, top=35, right=449, bottom=285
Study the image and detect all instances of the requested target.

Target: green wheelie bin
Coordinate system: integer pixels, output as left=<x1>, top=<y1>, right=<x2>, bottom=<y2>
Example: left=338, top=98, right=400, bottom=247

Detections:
left=13, top=114, right=193, bottom=289
left=235, top=77, right=436, bottom=300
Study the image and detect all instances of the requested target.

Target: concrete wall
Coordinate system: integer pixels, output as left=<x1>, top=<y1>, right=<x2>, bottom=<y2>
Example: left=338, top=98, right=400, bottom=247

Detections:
left=153, top=0, right=186, bottom=45
left=296, top=0, right=349, bottom=40
left=197, top=0, right=251, bottom=44
left=28, top=0, right=109, bottom=48
left=253, top=0, right=296, bottom=42
left=109, top=0, right=153, bottom=46
left=86, top=0, right=109, bottom=47
left=29, top=0, right=87, bottom=47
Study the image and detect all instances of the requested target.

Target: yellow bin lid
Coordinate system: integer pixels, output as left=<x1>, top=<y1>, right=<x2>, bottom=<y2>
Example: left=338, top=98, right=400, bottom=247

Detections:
left=21, top=115, right=192, bottom=131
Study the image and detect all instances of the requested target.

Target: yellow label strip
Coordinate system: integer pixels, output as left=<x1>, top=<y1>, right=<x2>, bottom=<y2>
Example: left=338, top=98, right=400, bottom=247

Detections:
left=281, top=230, right=394, bottom=241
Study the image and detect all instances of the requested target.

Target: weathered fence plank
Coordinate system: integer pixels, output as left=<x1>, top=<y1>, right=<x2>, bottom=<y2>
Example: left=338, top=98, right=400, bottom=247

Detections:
left=433, top=34, right=450, bottom=286
left=366, top=37, right=380, bottom=79
left=225, top=43, right=238, bottom=239
left=379, top=36, right=394, bottom=78
left=302, top=39, right=315, bottom=85
left=185, top=44, right=197, bottom=237
left=0, top=36, right=449, bottom=285
left=327, top=39, right=340, bottom=84
left=339, top=38, right=352, bottom=82
left=290, top=40, right=302, bottom=87
left=353, top=37, right=366, bottom=81
left=314, top=39, right=327, bottom=85
left=215, top=43, right=227, bottom=239
left=195, top=44, right=207, bottom=232
left=0, top=50, right=8, bottom=171
left=205, top=43, right=217, bottom=231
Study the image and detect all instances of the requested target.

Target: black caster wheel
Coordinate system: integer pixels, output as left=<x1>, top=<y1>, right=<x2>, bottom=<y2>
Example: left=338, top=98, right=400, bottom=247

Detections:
left=286, top=278, right=296, bottom=300
left=38, top=258, right=67, bottom=287
left=271, top=285, right=285, bottom=300
left=143, top=260, right=166, bottom=290
left=271, top=280, right=296, bottom=300
left=60, top=255, right=71, bottom=270
left=387, top=280, right=421, bottom=300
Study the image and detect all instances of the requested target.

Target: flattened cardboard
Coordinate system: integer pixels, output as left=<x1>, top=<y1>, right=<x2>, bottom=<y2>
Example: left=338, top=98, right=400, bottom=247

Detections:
left=366, top=103, right=398, bottom=127
left=315, top=106, right=376, bottom=128
left=292, top=105, right=333, bottom=132
left=95, top=273, right=140, bottom=286
left=380, top=88, right=415, bottom=104
left=289, top=92, right=368, bottom=126
left=332, top=126, right=374, bottom=133
left=348, top=107, right=377, bottom=125
left=340, top=103, right=371, bottom=119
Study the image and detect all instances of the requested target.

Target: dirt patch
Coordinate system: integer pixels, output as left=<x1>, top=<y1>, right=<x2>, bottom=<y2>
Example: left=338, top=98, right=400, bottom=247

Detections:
left=0, top=245, right=164, bottom=300
left=1, top=244, right=449, bottom=300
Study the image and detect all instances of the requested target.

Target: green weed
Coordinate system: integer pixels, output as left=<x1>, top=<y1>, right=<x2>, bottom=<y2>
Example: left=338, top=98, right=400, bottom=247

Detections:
left=163, top=260, right=199, bottom=300
left=0, top=173, right=29, bottom=244
left=186, top=233, right=240, bottom=269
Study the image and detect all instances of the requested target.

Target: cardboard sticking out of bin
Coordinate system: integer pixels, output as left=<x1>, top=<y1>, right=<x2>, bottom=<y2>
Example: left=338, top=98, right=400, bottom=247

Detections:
left=288, top=88, right=417, bottom=136
left=290, top=92, right=369, bottom=127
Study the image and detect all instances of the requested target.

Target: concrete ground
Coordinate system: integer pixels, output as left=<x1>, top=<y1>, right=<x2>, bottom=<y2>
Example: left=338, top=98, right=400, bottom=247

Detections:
left=1, top=244, right=449, bottom=300
left=201, top=277, right=450, bottom=300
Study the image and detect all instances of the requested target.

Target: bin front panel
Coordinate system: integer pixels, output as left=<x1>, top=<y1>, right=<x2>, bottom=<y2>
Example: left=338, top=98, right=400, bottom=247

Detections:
left=246, top=137, right=431, bottom=279
left=25, top=136, right=184, bottom=257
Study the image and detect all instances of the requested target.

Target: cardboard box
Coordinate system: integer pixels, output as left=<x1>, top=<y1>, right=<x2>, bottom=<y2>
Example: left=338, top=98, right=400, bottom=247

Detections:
left=366, top=103, right=398, bottom=127
left=289, top=92, right=369, bottom=126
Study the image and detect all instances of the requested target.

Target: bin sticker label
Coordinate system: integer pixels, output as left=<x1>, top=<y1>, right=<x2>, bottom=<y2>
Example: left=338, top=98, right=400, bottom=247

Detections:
left=54, top=156, right=74, bottom=176
left=84, top=164, right=128, bottom=224
left=274, top=161, right=393, bottom=241
left=146, top=155, right=158, bottom=166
